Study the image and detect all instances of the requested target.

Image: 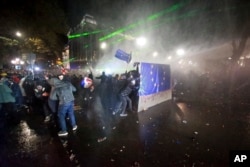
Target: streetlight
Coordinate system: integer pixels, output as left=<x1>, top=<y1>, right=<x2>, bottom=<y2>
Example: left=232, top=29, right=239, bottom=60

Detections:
left=176, top=48, right=185, bottom=56
left=16, top=31, right=22, bottom=37
left=136, top=37, right=147, bottom=47
left=11, top=58, right=25, bottom=70
left=153, top=51, right=158, bottom=57
left=100, top=42, right=107, bottom=50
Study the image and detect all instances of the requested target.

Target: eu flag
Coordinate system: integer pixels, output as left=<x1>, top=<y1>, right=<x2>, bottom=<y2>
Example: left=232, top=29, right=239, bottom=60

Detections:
left=139, top=62, right=171, bottom=96
left=115, top=49, right=131, bottom=63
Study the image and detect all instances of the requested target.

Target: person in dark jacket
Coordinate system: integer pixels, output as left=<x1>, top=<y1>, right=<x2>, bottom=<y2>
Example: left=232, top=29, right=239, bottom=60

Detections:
left=55, top=74, right=77, bottom=136
left=34, top=80, right=51, bottom=122
left=95, top=71, right=107, bottom=84
left=112, top=74, right=133, bottom=117
left=118, top=83, right=133, bottom=117
left=9, top=77, right=23, bottom=110
left=80, top=77, right=107, bottom=142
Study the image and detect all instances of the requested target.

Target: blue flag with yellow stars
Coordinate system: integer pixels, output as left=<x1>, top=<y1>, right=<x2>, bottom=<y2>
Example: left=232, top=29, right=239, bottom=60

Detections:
left=139, top=62, right=171, bottom=96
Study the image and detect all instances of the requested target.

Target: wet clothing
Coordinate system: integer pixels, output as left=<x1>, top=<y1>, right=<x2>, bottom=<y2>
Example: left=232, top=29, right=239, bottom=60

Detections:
left=55, top=80, right=77, bottom=132
left=22, top=76, right=36, bottom=104
left=47, top=78, right=61, bottom=101
left=81, top=85, right=106, bottom=138
left=47, top=78, right=61, bottom=114
left=55, top=81, right=76, bottom=105
left=113, top=78, right=133, bottom=114
left=58, top=101, right=76, bottom=132
left=113, top=84, right=133, bottom=115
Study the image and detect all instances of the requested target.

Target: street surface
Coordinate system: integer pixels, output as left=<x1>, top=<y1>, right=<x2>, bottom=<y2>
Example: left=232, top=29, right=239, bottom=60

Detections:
left=1, top=98, right=250, bottom=167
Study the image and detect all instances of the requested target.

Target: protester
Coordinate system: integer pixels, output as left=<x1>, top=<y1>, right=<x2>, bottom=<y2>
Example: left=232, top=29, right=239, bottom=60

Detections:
left=34, top=79, right=51, bottom=122
left=45, top=75, right=60, bottom=122
left=80, top=77, right=107, bottom=142
left=19, top=75, right=28, bottom=107
left=0, top=76, right=17, bottom=122
left=9, top=76, right=23, bottom=111
left=112, top=74, right=133, bottom=116
left=55, top=74, right=77, bottom=136
left=95, top=71, right=107, bottom=84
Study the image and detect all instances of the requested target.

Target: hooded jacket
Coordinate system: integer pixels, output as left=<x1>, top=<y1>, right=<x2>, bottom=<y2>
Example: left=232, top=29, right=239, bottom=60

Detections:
left=47, top=77, right=65, bottom=100
left=55, top=80, right=76, bottom=105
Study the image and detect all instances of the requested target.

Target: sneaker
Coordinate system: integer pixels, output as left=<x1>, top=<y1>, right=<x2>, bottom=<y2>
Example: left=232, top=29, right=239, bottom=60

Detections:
left=120, top=113, right=128, bottom=117
left=72, top=125, right=78, bottom=131
left=44, top=116, right=50, bottom=122
left=58, top=131, right=68, bottom=136
left=97, top=136, right=107, bottom=143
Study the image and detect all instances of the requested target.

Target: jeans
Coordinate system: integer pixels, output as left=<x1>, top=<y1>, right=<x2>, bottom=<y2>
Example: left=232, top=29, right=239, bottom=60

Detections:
left=15, top=95, right=24, bottom=108
left=120, top=96, right=132, bottom=114
left=58, top=101, right=76, bottom=132
left=113, top=95, right=132, bottom=114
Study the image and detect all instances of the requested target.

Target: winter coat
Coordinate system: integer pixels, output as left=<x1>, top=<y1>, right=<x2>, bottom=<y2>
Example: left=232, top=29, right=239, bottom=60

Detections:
left=120, top=85, right=132, bottom=97
left=10, top=82, right=23, bottom=99
left=55, top=81, right=76, bottom=105
left=47, top=78, right=61, bottom=100
left=34, top=81, right=50, bottom=101
left=0, top=81, right=15, bottom=103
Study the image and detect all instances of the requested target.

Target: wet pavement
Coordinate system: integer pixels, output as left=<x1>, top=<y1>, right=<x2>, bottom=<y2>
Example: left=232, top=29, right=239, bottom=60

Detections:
left=0, top=110, right=72, bottom=167
left=1, top=99, right=250, bottom=167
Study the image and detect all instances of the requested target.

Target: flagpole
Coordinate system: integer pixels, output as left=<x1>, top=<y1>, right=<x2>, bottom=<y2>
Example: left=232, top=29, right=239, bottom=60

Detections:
left=126, top=51, right=132, bottom=72
left=126, top=62, right=129, bottom=73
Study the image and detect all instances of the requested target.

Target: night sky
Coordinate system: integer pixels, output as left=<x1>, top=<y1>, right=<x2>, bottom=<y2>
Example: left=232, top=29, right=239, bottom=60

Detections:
left=1, top=0, right=250, bottom=57
left=66, top=0, right=250, bottom=56
left=1, top=0, right=250, bottom=40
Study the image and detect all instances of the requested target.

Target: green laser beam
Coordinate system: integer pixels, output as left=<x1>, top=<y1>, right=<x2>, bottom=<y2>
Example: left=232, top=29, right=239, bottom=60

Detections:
left=103, top=8, right=198, bottom=46
left=105, top=4, right=239, bottom=46
left=68, top=30, right=104, bottom=39
left=68, top=1, right=187, bottom=41
left=62, top=57, right=75, bottom=63
left=69, top=1, right=241, bottom=48
left=99, top=1, right=187, bottom=41
left=99, top=0, right=242, bottom=43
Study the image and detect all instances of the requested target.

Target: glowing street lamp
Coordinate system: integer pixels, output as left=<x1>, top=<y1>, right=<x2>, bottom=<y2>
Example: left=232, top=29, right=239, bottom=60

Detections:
left=16, top=31, right=22, bottom=37
left=11, top=58, right=24, bottom=70
left=11, top=58, right=24, bottom=65
left=176, top=48, right=185, bottom=56
left=100, top=42, right=107, bottom=49
left=152, top=51, right=158, bottom=57
left=136, top=37, right=147, bottom=47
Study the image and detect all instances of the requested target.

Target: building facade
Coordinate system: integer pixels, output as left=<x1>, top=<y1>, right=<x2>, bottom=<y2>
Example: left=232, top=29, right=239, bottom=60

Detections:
left=68, top=14, right=100, bottom=69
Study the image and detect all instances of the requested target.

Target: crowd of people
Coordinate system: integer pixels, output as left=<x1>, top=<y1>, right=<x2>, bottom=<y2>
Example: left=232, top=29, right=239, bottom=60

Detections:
left=0, top=68, right=140, bottom=141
